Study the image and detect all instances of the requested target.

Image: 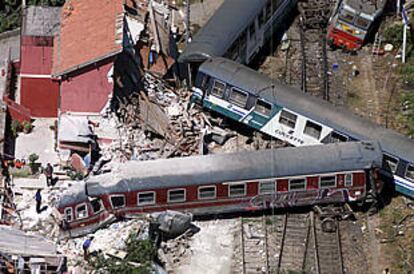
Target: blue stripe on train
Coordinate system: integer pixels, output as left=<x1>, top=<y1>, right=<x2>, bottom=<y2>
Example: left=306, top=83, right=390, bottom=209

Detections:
left=394, top=178, right=414, bottom=198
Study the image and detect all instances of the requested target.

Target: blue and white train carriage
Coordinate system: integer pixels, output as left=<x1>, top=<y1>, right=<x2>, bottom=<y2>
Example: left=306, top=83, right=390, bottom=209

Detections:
left=190, top=58, right=414, bottom=198
left=178, top=0, right=297, bottom=66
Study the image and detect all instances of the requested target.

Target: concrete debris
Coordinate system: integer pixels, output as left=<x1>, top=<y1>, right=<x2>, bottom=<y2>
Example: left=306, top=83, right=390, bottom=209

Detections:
left=57, top=219, right=146, bottom=271
left=152, top=210, right=193, bottom=238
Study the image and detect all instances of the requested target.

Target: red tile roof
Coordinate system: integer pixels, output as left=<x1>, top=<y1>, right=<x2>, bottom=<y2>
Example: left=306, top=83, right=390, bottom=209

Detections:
left=52, top=0, right=124, bottom=76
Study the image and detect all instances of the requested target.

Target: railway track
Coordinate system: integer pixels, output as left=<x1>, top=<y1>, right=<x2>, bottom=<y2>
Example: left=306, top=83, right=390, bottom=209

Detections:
left=278, top=213, right=310, bottom=272
left=297, top=0, right=333, bottom=100
left=284, top=0, right=334, bottom=100
left=236, top=212, right=345, bottom=274
left=312, top=212, right=344, bottom=274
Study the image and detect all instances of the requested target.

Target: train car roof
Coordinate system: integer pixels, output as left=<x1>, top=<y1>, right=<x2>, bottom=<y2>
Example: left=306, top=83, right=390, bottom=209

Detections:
left=86, top=141, right=382, bottom=196
left=58, top=181, right=88, bottom=208
left=344, top=0, right=386, bottom=15
left=178, top=0, right=267, bottom=63
left=198, top=58, right=414, bottom=162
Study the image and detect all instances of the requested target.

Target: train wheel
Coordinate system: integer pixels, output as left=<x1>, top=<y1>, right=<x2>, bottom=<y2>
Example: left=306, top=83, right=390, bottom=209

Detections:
left=321, top=217, right=337, bottom=233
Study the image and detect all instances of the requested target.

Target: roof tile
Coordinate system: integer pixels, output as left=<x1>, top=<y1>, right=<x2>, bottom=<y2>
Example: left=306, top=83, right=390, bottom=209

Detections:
left=52, top=0, right=124, bottom=76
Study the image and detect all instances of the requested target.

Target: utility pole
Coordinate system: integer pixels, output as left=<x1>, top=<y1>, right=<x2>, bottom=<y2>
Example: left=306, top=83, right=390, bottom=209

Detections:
left=402, top=6, right=410, bottom=63
left=186, top=1, right=192, bottom=86
left=186, top=0, right=191, bottom=44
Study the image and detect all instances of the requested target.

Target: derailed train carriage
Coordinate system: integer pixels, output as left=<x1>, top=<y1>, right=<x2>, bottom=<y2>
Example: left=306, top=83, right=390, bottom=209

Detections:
left=178, top=0, right=297, bottom=66
left=57, top=141, right=383, bottom=237
left=190, top=57, right=414, bottom=198
left=327, top=0, right=387, bottom=51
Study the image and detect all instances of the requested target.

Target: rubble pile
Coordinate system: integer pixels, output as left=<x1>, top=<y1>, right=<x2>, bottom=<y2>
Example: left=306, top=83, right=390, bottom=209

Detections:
left=158, top=229, right=194, bottom=270
left=96, top=72, right=214, bottom=172
left=57, top=219, right=147, bottom=270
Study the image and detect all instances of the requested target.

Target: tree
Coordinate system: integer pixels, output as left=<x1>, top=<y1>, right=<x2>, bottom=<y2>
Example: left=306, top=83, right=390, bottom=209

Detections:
left=0, top=0, right=65, bottom=33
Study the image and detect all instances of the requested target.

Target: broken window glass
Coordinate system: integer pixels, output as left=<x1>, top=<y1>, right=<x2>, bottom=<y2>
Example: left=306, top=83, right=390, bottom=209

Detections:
left=76, top=204, right=88, bottom=219
left=383, top=155, right=398, bottom=174
left=91, top=198, right=103, bottom=213
left=110, top=195, right=126, bottom=209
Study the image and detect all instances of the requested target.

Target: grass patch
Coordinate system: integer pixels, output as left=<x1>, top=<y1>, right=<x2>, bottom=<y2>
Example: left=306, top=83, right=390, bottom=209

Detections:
left=10, top=169, right=32, bottom=178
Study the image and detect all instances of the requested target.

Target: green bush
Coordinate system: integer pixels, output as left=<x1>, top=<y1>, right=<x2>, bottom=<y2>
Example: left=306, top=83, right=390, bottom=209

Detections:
left=90, top=236, right=156, bottom=274
left=383, top=22, right=406, bottom=46
left=10, top=120, right=21, bottom=137
left=22, top=121, right=33, bottom=133
left=28, top=153, right=39, bottom=165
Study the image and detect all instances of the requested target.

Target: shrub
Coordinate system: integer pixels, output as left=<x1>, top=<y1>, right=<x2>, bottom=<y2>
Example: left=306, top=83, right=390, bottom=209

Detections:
left=10, top=120, right=21, bottom=137
left=22, top=121, right=33, bottom=133
left=90, top=236, right=156, bottom=274
left=28, top=153, right=39, bottom=165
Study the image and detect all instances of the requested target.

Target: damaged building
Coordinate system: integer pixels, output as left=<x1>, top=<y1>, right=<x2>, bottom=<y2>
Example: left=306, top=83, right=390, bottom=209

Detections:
left=0, top=225, right=66, bottom=273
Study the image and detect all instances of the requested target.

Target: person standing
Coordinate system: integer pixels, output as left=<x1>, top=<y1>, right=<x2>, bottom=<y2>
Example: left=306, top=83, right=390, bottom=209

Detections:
left=82, top=237, right=94, bottom=260
left=45, top=163, right=53, bottom=186
left=35, top=189, right=42, bottom=214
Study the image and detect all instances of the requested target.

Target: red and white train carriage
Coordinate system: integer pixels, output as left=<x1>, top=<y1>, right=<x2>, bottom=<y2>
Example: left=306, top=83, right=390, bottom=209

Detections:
left=327, top=0, right=387, bottom=51
left=57, top=141, right=383, bottom=237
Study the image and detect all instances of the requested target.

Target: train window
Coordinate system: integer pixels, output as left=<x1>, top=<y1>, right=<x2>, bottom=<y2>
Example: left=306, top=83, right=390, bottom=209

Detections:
left=64, top=207, right=73, bottom=222
left=249, top=22, right=255, bottom=38
left=405, top=165, right=414, bottom=182
left=198, top=186, right=216, bottom=200
left=110, top=195, right=126, bottom=209
left=75, top=203, right=88, bottom=219
left=279, top=110, right=297, bottom=129
left=289, top=178, right=306, bottom=191
left=211, top=80, right=226, bottom=98
left=229, top=88, right=248, bottom=108
left=345, top=174, right=353, bottom=187
left=304, top=121, right=322, bottom=140
left=339, top=9, right=355, bottom=24
left=168, top=189, right=186, bottom=203
left=325, top=131, right=348, bottom=143
left=355, top=16, right=370, bottom=30
left=383, top=154, right=398, bottom=174
left=138, top=191, right=156, bottom=206
left=229, top=183, right=246, bottom=197
left=259, top=181, right=275, bottom=194
left=254, top=99, right=272, bottom=117
left=91, top=198, right=103, bottom=213
left=319, top=176, right=337, bottom=188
